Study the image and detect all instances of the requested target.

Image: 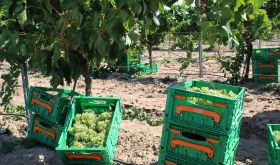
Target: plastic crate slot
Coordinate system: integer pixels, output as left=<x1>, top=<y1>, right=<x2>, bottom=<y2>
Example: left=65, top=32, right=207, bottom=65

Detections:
left=213, top=103, right=227, bottom=108
left=165, top=160, right=176, bottom=165
left=33, top=126, right=56, bottom=140
left=269, top=51, right=280, bottom=57
left=171, top=138, right=214, bottom=158
left=181, top=132, right=206, bottom=142
left=176, top=106, right=221, bottom=123
left=174, top=95, right=186, bottom=100
left=207, top=138, right=220, bottom=144
left=33, top=92, right=39, bottom=95
left=31, top=98, right=53, bottom=113
left=170, top=129, right=181, bottom=135
left=66, top=153, right=102, bottom=160
left=258, top=64, right=275, bottom=69
left=259, top=76, right=276, bottom=81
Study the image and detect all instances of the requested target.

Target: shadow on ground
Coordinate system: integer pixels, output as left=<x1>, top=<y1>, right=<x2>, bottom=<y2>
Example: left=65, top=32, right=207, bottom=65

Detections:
left=0, top=117, right=62, bottom=165
left=236, top=110, right=280, bottom=165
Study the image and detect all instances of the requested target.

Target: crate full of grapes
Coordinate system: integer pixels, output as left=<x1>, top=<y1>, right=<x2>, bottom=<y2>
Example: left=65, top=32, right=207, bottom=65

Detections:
left=27, top=86, right=81, bottom=123
left=164, top=80, right=246, bottom=135
left=267, top=124, right=280, bottom=165
left=56, top=96, right=122, bottom=165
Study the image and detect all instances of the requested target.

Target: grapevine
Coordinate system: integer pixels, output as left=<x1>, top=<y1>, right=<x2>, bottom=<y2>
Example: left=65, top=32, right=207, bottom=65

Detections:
left=67, top=110, right=113, bottom=148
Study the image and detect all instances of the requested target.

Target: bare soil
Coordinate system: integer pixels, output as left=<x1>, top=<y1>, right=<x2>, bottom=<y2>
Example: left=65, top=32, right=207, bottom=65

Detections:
left=0, top=49, right=280, bottom=165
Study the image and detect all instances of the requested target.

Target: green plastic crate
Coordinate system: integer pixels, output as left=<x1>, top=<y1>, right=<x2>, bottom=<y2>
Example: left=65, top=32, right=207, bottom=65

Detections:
left=27, top=86, right=81, bottom=123
left=159, top=122, right=240, bottom=163
left=253, top=74, right=280, bottom=84
left=252, top=59, right=279, bottom=75
left=119, top=53, right=143, bottom=73
left=140, top=63, right=158, bottom=73
left=164, top=80, right=246, bottom=135
left=129, top=54, right=142, bottom=66
left=28, top=113, right=63, bottom=147
left=252, top=48, right=280, bottom=60
left=56, top=96, right=122, bottom=165
left=158, top=144, right=237, bottom=165
left=267, top=124, right=280, bottom=165
left=122, top=53, right=142, bottom=67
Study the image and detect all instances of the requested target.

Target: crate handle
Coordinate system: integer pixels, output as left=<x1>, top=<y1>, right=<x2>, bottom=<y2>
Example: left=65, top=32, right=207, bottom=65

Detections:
left=33, top=126, right=56, bottom=140
left=269, top=51, right=280, bottom=57
left=31, top=99, right=53, bottom=113
left=33, top=91, right=56, bottom=103
left=258, top=64, right=275, bottom=69
left=171, top=138, right=214, bottom=158
left=176, top=106, right=220, bottom=123
left=174, top=94, right=186, bottom=100
left=170, top=129, right=220, bottom=144
left=67, top=153, right=102, bottom=160
left=165, top=160, right=176, bottom=165
left=170, top=129, right=181, bottom=135
left=258, top=76, right=276, bottom=81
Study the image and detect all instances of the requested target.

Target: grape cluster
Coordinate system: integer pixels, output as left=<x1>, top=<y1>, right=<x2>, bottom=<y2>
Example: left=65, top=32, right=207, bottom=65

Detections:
left=274, top=131, right=280, bottom=145
left=67, top=110, right=113, bottom=148
left=185, top=87, right=237, bottom=106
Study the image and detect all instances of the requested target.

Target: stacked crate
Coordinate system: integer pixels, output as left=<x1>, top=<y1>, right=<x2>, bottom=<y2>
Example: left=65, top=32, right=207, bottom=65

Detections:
left=119, top=52, right=143, bottom=73
left=56, top=96, right=122, bottom=165
left=158, top=80, right=246, bottom=165
left=252, top=48, right=280, bottom=83
left=119, top=51, right=158, bottom=74
left=267, top=124, right=280, bottom=165
left=27, top=86, right=80, bottom=147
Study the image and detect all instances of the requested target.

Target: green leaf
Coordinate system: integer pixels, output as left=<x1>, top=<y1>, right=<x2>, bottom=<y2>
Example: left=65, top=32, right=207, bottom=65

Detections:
left=149, top=0, right=159, bottom=11
left=94, top=35, right=106, bottom=55
left=221, top=8, right=232, bottom=25
left=248, top=0, right=264, bottom=9
left=17, top=8, right=27, bottom=27
left=119, top=10, right=128, bottom=22
left=52, top=43, right=61, bottom=68
left=105, top=17, right=117, bottom=36
left=234, top=0, right=245, bottom=11
left=43, top=0, right=52, bottom=14
left=184, top=0, right=195, bottom=6
left=62, top=0, right=80, bottom=10
left=128, top=31, right=139, bottom=41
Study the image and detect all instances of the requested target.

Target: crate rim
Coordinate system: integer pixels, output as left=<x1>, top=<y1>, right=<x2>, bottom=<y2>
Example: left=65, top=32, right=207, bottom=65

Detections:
left=169, top=80, right=247, bottom=101
left=72, top=95, right=121, bottom=100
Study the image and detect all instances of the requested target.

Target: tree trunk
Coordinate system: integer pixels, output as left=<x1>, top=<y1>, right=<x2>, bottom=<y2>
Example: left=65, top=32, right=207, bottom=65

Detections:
left=148, top=44, right=153, bottom=72
left=21, top=61, right=30, bottom=117
left=244, top=41, right=253, bottom=81
left=83, top=62, right=92, bottom=96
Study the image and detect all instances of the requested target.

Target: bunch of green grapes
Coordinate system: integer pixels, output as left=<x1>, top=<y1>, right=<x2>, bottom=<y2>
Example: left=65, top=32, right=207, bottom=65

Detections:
left=68, top=110, right=113, bottom=148
left=273, top=131, right=280, bottom=145
left=186, top=87, right=237, bottom=106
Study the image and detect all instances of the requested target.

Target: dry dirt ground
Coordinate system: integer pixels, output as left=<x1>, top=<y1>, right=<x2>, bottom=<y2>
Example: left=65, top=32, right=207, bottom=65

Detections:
left=0, top=48, right=280, bottom=165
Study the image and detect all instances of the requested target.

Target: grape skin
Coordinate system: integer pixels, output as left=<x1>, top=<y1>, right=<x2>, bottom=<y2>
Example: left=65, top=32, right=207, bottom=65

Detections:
left=186, top=87, right=237, bottom=106
left=274, top=131, right=280, bottom=145
left=68, top=110, right=113, bottom=148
